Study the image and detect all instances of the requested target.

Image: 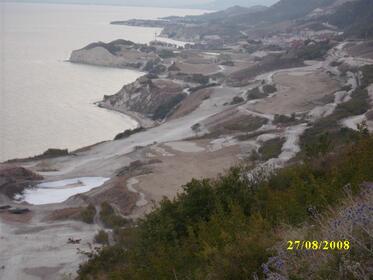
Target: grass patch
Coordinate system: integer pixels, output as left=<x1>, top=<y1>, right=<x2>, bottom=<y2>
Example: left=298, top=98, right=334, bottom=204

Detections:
left=258, top=138, right=286, bottom=161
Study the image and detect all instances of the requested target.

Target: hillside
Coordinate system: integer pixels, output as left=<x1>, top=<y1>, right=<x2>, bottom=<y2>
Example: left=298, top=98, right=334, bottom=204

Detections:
left=77, top=133, right=373, bottom=279
left=327, top=0, right=373, bottom=39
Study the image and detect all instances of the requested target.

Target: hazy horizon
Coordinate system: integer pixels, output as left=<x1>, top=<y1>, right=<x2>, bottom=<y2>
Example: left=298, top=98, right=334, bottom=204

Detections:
left=0, top=0, right=279, bottom=9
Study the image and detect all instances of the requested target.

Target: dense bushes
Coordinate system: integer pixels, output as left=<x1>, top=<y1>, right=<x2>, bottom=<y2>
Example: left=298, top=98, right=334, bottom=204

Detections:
left=78, top=133, right=373, bottom=279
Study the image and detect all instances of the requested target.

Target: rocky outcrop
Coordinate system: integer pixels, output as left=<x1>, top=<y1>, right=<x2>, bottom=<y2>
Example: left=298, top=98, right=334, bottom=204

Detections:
left=99, top=76, right=186, bottom=122
left=69, top=39, right=158, bottom=69
left=0, top=165, right=43, bottom=199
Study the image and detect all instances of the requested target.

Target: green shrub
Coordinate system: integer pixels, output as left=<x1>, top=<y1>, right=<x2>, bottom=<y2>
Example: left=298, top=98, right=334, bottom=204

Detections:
left=94, top=230, right=109, bottom=245
left=80, top=204, right=96, bottom=224
left=273, top=113, right=296, bottom=124
left=158, top=49, right=175, bottom=59
left=100, top=202, right=128, bottom=229
left=247, top=87, right=268, bottom=100
left=259, top=138, right=285, bottom=161
left=262, top=84, right=277, bottom=94
left=230, top=96, right=244, bottom=105
left=114, top=127, right=145, bottom=140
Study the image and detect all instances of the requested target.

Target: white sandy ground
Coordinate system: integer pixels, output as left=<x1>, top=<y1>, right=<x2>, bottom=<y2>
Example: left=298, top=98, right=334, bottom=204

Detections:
left=16, top=177, right=109, bottom=205
left=0, top=210, right=98, bottom=280
left=207, top=136, right=238, bottom=152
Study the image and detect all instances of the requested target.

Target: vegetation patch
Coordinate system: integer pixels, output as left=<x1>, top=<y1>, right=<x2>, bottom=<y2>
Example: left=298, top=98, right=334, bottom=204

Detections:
left=361, top=64, right=373, bottom=87
left=301, top=86, right=370, bottom=153
left=114, top=127, right=145, bottom=141
left=94, top=230, right=109, bottom=245
left=218, top=115, right=268, bottom=133
left=153, top=93, right=186, bottom=120
left=158, top=49, right=176, bottom=59
left=230, top=96, right=245, bottom=105
left=247, top=87, right=268, bottom=100
left=80, top=204, right=96, bottom=224
left=258, top=138, right=286, bottom=161
left=100, top=202, right=129, bottom=229
left=273, top=113, right=297, bottom=125
left=262, top=84, right=277, bottom=94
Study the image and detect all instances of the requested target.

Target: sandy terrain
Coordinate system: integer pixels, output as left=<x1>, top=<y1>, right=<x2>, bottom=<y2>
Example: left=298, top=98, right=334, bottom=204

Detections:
left=127, top=141, right=243, bottom=218
left=246, top=71, right=339, bottom=115
left=174, top=61, right=221, bottom=75
left=0, top=205, right=98, bottom=280
left=169, top=87, right=214, bottom=120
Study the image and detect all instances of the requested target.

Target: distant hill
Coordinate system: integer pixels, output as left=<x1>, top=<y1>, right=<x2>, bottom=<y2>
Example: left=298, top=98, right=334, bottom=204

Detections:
left=327, top=0, right=373, bottom=39
left=188, top=0, right=278, bottom=10
left=224, top=0, right=337, bottom=25
left=179, top=5, right=268, bottom=23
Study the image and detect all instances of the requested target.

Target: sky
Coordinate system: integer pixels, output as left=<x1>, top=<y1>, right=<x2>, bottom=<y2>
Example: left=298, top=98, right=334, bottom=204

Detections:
left=0, top=0, right=280, bottom=9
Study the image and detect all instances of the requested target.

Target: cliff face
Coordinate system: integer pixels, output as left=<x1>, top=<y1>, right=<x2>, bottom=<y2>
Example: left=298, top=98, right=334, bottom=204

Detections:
left=99, top=76, right=186, bottom=121
left=70, top=47, right=133, bottom=68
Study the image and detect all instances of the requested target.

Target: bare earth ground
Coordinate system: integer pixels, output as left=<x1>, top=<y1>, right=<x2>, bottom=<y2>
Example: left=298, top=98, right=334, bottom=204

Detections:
left=246, top=71, right=339, bottom=115
left=174, top=61, right=220, bottom=75
left=127, top=141, right=243, bottom=218
left=0, top=205, right=98, bottom=280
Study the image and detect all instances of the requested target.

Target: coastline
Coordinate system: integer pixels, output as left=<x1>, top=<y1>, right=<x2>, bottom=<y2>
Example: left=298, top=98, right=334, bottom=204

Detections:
left=96, top=100, right=156, bottom=129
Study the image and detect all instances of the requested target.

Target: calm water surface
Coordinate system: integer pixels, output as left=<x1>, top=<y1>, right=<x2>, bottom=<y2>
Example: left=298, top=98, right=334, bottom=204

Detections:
left=0, top=3, right=205, bottom=161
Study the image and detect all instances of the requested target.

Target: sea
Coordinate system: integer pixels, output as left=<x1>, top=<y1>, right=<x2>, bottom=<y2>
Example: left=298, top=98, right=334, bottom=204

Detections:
left=0, top=2, right=205, bottom=162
